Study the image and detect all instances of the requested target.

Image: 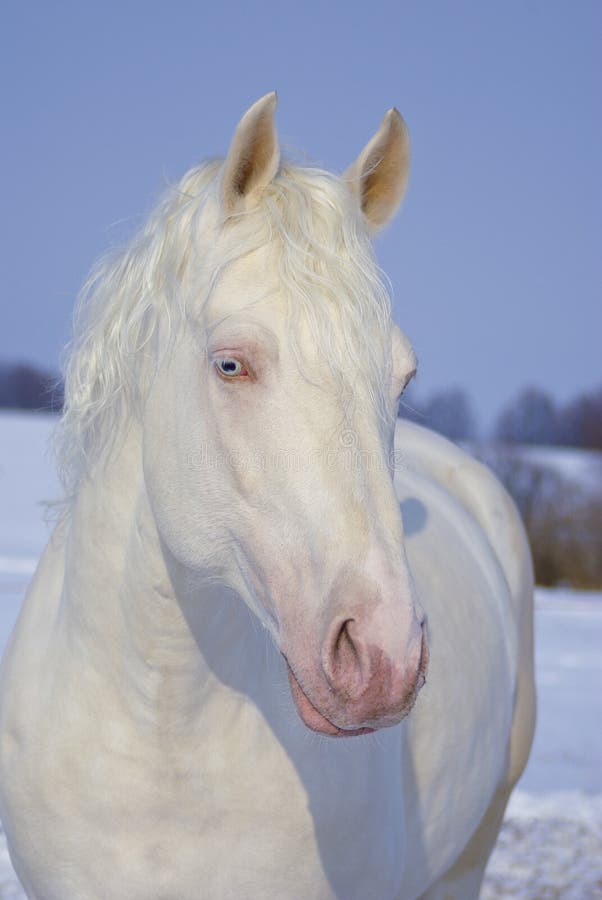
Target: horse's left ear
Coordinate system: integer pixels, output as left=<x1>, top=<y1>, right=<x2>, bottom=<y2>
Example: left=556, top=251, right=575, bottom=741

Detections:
left=344, top=109, right=410, bottom=231
left=222, top=92, right=280, bottom=215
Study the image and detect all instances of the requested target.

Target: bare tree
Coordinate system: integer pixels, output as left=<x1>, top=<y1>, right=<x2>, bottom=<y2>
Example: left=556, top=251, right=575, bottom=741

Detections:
left=399, top=386, right=476, bottom=442
left=0, top=362, right=63, bottom=412
left=494, top=387, right=558, bottom=445
left=559, top=387, right=602, bottom=449
left=479, top=446, right=602, bottom=588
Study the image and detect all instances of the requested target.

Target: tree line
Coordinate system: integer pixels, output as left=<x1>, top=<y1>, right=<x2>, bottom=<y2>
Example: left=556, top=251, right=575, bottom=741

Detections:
left=1, top=361, right=600, bottom=586
left=1, top=360, right=600, bottom=451
left=399, top=383, right=602, bottom=588
left=400, top=383, right=602, bottom=450
left=0, top=362, right=63, bottom=413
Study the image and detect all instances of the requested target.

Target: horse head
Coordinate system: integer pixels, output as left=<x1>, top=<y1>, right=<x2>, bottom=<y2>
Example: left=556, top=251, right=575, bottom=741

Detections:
left=140, top=94, right=428, bottom=736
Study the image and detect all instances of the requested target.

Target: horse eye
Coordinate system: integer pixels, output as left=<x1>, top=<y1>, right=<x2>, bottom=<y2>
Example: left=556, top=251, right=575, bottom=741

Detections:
left=215, top=357, right=248, bottom=379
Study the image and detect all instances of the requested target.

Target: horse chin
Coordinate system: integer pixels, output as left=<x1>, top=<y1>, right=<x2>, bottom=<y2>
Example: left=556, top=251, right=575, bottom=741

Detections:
left=284, top=659, right=375, bottom=738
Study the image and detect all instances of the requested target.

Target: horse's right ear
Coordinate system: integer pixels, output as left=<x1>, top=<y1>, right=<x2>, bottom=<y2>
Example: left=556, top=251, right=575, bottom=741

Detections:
left=221, top=92, right=280, bottom=215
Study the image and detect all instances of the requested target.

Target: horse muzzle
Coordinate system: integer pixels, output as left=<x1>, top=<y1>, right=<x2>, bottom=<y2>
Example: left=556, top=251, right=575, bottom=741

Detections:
left=283, top=614, right=428, bottom=738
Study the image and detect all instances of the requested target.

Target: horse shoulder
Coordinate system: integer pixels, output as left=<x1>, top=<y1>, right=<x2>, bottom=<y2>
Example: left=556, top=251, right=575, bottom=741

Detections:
left=395, top=419, right=536, bottom=789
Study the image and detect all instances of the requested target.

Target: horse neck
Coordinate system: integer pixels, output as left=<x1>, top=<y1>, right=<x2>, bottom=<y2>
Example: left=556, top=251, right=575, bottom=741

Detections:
left=62, top=424, right=250, bottom=726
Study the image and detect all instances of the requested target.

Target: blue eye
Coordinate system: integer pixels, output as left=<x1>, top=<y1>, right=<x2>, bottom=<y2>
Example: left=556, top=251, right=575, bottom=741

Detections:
left=215, top=357, right=248, bottom=378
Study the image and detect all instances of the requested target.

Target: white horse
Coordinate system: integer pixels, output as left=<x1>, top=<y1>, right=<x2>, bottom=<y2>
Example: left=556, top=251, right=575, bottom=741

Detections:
left=0, top=94, right=535, bottom=899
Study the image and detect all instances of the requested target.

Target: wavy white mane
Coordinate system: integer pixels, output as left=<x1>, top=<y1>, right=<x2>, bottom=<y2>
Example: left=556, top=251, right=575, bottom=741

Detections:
left=56, top=158, right=394, bottom=499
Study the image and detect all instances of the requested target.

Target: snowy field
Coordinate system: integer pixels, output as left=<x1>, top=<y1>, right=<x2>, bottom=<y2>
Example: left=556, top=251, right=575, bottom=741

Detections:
left=1, top=412, right=601, bottom=898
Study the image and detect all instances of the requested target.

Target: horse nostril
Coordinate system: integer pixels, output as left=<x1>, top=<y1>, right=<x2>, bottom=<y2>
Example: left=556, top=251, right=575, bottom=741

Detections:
left=323, top=617, right=366, bottom=698
left=334, top=617, right=359, bottom=666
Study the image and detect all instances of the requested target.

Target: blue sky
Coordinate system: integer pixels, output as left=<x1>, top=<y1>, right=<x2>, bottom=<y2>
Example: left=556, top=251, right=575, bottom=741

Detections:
left=1, top=1, right=600, bottom=430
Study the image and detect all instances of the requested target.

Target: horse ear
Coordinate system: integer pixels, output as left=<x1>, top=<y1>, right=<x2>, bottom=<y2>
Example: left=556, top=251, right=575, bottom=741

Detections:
left=222, top=92, right=280, bottom=215
left=344, top=108, right=410, bottom=231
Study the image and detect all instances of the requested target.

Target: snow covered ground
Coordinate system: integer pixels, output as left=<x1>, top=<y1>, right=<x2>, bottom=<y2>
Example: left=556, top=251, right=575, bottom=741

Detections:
left=483, top=589, right=602, bottom=899
left=516, top=443, right=602, bottom=493
left=1, top=412, right=601, bottom=898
